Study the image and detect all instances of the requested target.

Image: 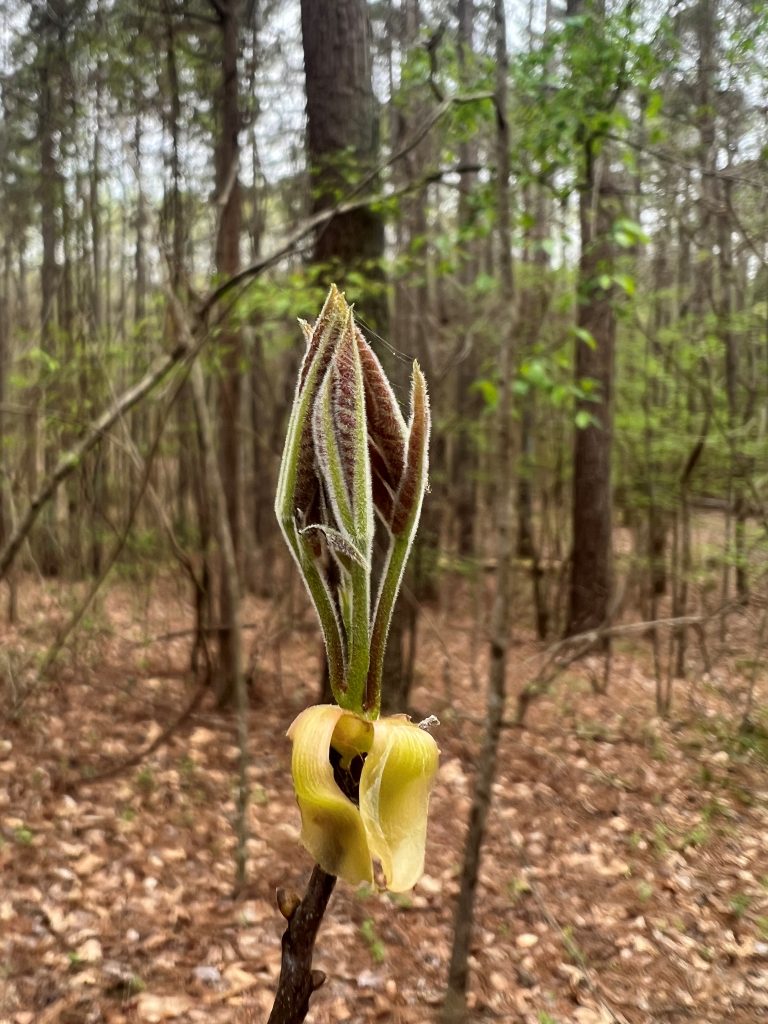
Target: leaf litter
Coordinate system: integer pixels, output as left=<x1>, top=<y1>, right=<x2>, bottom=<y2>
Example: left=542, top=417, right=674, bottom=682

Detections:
left=1, top=573, right=767, bottom=1023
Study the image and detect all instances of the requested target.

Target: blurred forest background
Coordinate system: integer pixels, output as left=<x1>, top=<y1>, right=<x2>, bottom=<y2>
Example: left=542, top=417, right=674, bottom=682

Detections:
left=1, top=0, right=767, bottom=697
left=2, top=0, right=768, bottom=1022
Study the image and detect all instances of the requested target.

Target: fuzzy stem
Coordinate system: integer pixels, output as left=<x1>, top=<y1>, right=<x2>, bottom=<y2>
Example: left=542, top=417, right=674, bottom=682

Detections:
left=345, top=561, right=371, bottom=711
left=293, top=531, right=347, bottom=697
left=365, top=532, right=410, bottom=714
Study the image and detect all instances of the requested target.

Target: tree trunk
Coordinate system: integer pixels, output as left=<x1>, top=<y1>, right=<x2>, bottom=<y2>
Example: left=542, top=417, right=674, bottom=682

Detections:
left=212, top=0, right=244, bottom=705
left=300, top=0, right=385, bottom=324
left=442, top=2, right=515, bottom=1017
left=90, top=63, right=103, bottom=336
left=563, top=0, right=621, bottom=639
left=0, top=234, right=13, bottom=619
left=35, top=6, right=64, bottom=577
left=452, top=0, right=482, bottom=558
left=566, top=153, right=617, bottom=636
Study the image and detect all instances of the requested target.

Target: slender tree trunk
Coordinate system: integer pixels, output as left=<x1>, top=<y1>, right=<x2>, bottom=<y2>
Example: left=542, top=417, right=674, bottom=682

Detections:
left=211, top=0, right=244, bottom=704
left=163, top=0, right=196, bottom=555
left=191, top=354, right=248, bottom=888
left=452, top=0, right=482, bottom=558
left=516, top=0, right=553, bottom=576
left=134, top=112, right=147, bottom=327
left=0, top=237, right=9, bottom=486
left=60, top=164, right=84, bottom=578
left=518, top=181, right=552, bottom=638
left=442, top=3, right=515, bottom=1017
left=717, top=181, right=748, bottom=603
left=36, top=9, right=64, bottom=577
left=90, top=65, right=103, bottom=336
left=0, top=235, right=13, bottom=619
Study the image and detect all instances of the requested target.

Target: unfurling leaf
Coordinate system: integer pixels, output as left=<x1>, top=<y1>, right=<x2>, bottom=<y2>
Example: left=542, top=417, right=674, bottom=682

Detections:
left=356, top=329, right=407, bottom=497
left=276, top=285, right=347, bottom=529
left=391, top=363, right=430, bottom=537
left=312, top=311, right=373, bottom=557
left=299, top=524, right=369, bottom=570
left=278, top=287, right=439, bottom=889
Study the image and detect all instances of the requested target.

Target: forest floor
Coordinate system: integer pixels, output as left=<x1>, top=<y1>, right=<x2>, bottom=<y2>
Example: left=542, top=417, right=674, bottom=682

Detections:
left=2, top=568, right=768, bottom=1024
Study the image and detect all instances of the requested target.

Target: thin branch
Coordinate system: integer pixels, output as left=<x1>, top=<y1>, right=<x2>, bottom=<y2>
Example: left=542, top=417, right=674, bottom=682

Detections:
left=605, top=130, right=766, bottom=192
left=138, top=5, right=220, bottom=26
left=129, top=620, right=285, bottom=646
left=0, top=341, right=191, bottom=583
left=17, top=367, right=184, bottom=710
left=341, top=89, right=494, bottom=206
left=515, top=603, right=740, bottom=725
left=62, top=670, right=210, bottom=791
left=198, top=157, right=488, bottom=318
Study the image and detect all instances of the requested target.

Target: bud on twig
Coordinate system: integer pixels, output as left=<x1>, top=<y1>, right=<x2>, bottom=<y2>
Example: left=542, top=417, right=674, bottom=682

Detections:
left=276, top=887, right=302, bottom=921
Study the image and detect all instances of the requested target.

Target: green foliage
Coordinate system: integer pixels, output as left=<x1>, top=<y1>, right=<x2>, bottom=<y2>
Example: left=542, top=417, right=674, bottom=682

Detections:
left=512, top=3, right=665, bottom=189
left=513, top=353, right=601, bottom=429
left=636, top=880, right=654, bottom=902
left=360, top=917, right=386, bottom=963
left=136, top=766, right=156, bottom=798
left=729, top=892, right=752, bottom=919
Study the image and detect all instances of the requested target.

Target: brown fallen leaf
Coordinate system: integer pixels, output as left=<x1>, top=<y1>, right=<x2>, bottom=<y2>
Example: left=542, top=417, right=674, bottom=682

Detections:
left=203, top=967, right=260, bottom=1006
left=37, top=994, right=81, bottom=1024
left=136, top=993, right=194, bottom=1021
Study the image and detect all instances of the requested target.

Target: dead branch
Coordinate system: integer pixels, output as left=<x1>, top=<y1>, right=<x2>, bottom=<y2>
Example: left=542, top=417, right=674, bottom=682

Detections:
left=0, top=341, right=191, bottom=583
left=62, top=669, right=210, bottom=791
left=24, top=363, right=189, bottom=703
left=198, top=161, right=485, bottom=318
left=129, top=620, right=282, bottom=646
left=515, top=603, right=740, bottom=726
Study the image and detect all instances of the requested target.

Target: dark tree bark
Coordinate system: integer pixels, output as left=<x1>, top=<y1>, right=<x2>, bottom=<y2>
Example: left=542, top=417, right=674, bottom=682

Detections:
left=566, top=158, right=618, bottom=636
left=300, top=0, right=386, bottom=324
left=34, top=1, right=65, bottom=577
left=452, top=0, right=482, bottom=558
left=565, top=0, right=619, bottom=637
